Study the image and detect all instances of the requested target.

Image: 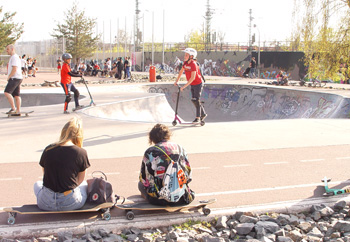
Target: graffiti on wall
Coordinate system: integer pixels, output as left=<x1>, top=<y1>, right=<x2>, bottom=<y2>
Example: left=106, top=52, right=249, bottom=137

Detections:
left=146, top=84, right=349, bottom=121
left=142, top=51, right=305, bottom=80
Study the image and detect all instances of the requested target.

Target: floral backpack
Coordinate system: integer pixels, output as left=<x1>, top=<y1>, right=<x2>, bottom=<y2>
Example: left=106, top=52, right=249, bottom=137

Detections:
left=155, top=146, right=194, bottom=204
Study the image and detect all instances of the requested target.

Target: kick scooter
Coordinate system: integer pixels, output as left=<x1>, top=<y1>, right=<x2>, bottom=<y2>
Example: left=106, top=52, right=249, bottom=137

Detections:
left=172, top=85, right=205, bottom=126
left=321, top=176, right=350, bottom=196
left=73, top=77, right=96, bottom=111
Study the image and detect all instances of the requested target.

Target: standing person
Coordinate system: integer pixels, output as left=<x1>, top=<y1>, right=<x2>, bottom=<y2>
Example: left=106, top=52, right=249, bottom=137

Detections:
left=21, top=54, right=28, bottom=78
left=57, top=57, right=62, bottom=75
left=174, top=48, right=207, bottom=124
left=139, top=124, right=194, bottom=206
left=33, top=117, right=90, bottom=211
left=4, top=44, right=23, bottom=114
left=60, top=53, right=83, bottom=114
left=124, top=57, right=130, bottom=79
left=106, top=57, right=111, bottom=75
left=27, top=57, right=33, bottom=77
left=117, top=57, right=123, bottom=80
left=249, top=57, right=256, bottom=78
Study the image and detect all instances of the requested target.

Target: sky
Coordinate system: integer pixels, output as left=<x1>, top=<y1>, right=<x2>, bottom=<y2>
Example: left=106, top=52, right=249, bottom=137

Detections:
left=2, top=0, right=295, bottom=44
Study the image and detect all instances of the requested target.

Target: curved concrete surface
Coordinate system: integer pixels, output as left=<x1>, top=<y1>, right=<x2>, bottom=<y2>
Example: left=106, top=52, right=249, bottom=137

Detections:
left=0, top=93, right=85, bottom=108
left=83, top=94, right=177, bottom=123
left=2, top=79, right=350, bottom=238
left=83, top=83, right=350, bottom=122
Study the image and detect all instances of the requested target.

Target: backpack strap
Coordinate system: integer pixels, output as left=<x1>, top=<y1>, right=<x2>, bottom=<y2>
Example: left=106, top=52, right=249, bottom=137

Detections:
left=154, top=145, right=174, bottom=163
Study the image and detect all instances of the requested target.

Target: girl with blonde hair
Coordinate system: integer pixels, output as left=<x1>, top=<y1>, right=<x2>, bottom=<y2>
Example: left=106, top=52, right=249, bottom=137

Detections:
left=34, top=117, right=90, bottom=211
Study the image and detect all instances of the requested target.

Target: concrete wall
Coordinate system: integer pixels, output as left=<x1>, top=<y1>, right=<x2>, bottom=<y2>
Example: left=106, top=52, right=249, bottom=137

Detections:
left=142, top=83, right=350, bottom=122
left=139, top=51, right=305, bottom=81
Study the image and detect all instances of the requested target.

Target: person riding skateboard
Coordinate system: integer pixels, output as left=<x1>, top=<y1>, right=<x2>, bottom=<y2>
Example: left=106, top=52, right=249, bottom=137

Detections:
left=60, top=53, right=83, bottom=114
left=4, top=44, right=23, bottom=115
left=33, top=117, right=91, bottom=211
left=139, top=124, right=195, bottom=206
left=174, top=48, right=207, bottom=124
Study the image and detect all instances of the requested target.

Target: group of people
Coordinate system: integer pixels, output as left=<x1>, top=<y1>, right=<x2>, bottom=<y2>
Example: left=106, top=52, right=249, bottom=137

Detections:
left=58, top=57, right=132, bottom=80
left=4, top=45, right=207, bottom=210
left=20, top=54, right=38, bottom=78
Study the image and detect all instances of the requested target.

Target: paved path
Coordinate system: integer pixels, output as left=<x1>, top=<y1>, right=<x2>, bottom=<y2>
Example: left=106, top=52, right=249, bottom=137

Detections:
left=1, top=72, right=350, bottom=237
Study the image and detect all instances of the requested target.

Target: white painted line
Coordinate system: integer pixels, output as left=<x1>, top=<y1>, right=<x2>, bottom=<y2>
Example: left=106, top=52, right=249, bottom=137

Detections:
left=336, top=157, right=350, bottom=160
left=264, top=161, right=289, bottom=165
left=223, top=164, right=251, bottom=168
left=196, top=180, right=350, bottom=197
left=192, top=167, right=210, bottom=170
left=0, top=177, right=22, bottom=181
left=300, top=159, right=325, bottom=162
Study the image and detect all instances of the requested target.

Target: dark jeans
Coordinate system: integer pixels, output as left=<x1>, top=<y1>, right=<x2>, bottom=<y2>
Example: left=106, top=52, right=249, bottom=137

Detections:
left=190, top=83, right=206, bottom=118
left=138, top=182, right=187, bottom=206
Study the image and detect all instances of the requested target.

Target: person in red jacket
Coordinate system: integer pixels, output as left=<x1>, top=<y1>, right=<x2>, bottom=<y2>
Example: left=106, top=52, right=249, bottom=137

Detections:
left=61, top=53, right=83, bottom=114
left=174, top=48, right=207, bottom=124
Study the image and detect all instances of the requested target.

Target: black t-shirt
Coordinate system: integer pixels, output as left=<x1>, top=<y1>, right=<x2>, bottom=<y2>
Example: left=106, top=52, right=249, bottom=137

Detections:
left=250, top=60, right=256, bottom=68
left=40, top=145, right=90, bottom=193
left=124, top=59, right=129, bottom=67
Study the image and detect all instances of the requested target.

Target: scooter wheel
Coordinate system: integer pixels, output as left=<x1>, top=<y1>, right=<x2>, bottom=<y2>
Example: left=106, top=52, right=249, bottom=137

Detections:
left=200, top=121, right=205, bottom=126
left=172, top=121, right=177, bottom=126
left=323, top=192, right=334, bottom=197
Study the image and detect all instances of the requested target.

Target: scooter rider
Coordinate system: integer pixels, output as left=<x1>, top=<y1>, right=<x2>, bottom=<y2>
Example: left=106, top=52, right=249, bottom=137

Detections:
left=61, top=53, right=83, bottom=114
left=174, top=48, right=207, bottom=124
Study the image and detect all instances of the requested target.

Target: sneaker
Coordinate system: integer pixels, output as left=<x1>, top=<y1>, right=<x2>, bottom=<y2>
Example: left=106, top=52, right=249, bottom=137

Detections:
left=192, top=118, right=200, bottom=124
left=63, top=110, right=70, bottom=114
left=74, top=105, right=84, bottom=111
left=6, top=109, right=16, bottom=114
left=200, top=113, right=208, bottom=121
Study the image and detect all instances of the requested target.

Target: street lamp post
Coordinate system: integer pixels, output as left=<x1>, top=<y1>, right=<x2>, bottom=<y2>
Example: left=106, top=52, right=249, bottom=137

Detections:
left=254, top=24, right=261, bottom=78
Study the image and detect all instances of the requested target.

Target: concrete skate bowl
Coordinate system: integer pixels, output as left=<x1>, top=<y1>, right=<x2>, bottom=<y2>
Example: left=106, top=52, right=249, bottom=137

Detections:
left=0, top=93, right=84, bottom=108
left=82, top=94, right=176, bottom=123
left=142, top=83, right=350, bottom=122
left=82, top=83, right=350, bottom=123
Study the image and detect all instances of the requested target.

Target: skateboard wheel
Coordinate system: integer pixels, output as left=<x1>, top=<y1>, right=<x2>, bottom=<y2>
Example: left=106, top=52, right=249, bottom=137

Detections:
left=202, top=207, right=211, bottom=215
left=126, top=211, right=135, bottom=220
left=103, top=213, right=111, bottom=221
left=172, top=121, right=177, bottom=126
left=8, top=217, right=15, bottom=225
left=200, top=121, right=205, bottom=126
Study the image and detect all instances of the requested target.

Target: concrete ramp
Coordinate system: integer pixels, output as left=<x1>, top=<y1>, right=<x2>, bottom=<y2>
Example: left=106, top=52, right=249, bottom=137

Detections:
left=141, top=83, right=350, bottom=122
left=0, top=93, right=67, bottom=108
left=82, top=94, right=176, bottom=123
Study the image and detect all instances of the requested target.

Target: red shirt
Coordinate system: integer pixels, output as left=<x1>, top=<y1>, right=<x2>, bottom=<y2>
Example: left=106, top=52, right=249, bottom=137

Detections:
left=183, top=60, right=202, bottom=86
left=61, top=63, right=71, bottom=84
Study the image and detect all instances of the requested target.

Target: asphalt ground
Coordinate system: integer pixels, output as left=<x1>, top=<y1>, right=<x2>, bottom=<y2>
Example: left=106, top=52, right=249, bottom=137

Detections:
left=1, top=72, right=350, bottom=238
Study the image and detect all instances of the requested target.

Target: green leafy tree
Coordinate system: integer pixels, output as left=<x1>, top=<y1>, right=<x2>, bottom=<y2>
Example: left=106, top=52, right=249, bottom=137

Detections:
left=52, top=2, right=100, bottom=63
left=291, top=0, right=350, bottom=82
left=0, top=6, right=23, bottom=50
left=185, top=29, right=205, bottom=51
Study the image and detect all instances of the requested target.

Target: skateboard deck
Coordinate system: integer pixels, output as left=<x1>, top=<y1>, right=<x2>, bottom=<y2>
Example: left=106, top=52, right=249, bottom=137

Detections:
left=3, top=111, right=34, bottom=117
left=3, top=202, right=114, bottom=225
left=116, top=198, right=216, bottom=220
left=322, top=176, right=350, bottom=196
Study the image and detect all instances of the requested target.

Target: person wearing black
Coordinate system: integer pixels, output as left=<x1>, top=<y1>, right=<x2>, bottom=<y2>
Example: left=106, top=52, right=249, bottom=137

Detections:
left=34, top=117, right=90, bottom=211
left=249, top=57, right=256, bottom=78
left=117, top=57, right=124, bottom=80
left=124, top=57, right=130, bottom=79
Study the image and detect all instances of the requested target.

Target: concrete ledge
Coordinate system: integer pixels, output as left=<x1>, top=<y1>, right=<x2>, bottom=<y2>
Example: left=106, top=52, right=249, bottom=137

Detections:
left=1, top=195, right=348, bottom=239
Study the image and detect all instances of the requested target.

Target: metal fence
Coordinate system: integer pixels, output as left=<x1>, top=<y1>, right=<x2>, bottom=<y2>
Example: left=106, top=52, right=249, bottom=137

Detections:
left=12, top=39, right=296, bottom=70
